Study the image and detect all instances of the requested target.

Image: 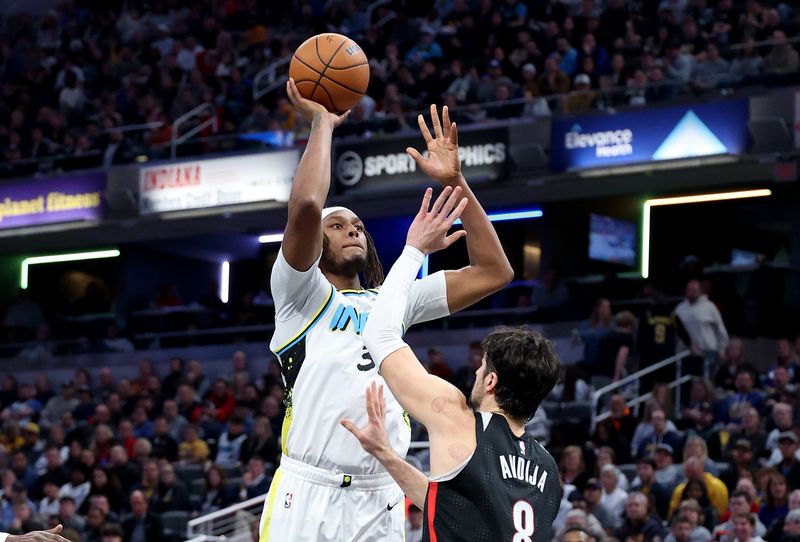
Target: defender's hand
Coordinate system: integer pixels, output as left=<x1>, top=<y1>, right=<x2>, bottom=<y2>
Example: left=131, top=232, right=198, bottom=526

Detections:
left=341, top=382, right=393, bottom=458
left=407, top=104, right=461, bottom=185
left=406, top=186, right=467, bottom=255
left=286, top=78, right=351, bottom=128
left=8, top=525, right=71, bottom=542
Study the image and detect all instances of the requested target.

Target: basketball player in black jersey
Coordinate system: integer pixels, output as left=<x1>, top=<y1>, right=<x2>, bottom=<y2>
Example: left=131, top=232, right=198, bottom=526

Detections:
left=342, top=187, right=563, bottom=542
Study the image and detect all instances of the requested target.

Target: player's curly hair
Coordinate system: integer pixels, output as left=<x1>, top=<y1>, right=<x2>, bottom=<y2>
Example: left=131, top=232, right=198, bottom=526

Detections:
left=482, top=326, right=561, bottom=423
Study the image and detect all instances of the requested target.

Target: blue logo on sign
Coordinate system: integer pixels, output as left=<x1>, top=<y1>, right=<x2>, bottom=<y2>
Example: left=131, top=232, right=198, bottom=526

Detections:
left=651, top=111, right=728, bottom=160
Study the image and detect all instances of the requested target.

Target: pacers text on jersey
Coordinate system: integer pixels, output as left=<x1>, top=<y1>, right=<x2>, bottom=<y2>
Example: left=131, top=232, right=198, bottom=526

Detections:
left=499, top=454, right=550, bottom=493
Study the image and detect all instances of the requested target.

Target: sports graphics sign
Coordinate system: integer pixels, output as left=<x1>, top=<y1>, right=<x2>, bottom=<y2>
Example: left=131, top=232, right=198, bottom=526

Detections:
left=550, top=100, right=749, bottom=171
left=334, top=127, right=508, bottom=191
left=0, top=172, right=105, bottom=230
left=139, top=150, right=300, bottom=214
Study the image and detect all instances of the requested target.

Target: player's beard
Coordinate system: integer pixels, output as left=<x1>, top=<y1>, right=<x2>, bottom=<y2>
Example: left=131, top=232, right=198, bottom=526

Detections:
left=320, top=235, right=368, bottom=278
left=469, top=383, right=484, bottom=411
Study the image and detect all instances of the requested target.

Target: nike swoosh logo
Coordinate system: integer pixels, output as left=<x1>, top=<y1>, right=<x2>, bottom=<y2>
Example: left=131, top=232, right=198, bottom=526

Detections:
left=387, top=502, right=398, bottom=511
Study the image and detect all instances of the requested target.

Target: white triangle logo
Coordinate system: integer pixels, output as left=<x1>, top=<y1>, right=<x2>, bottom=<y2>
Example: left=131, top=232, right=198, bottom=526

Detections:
left=652, top=110, right=728, bottom=160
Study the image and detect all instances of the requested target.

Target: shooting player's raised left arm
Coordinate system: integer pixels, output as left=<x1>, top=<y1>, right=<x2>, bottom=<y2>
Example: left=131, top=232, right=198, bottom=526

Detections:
left=406, top=105, right=514, bottom=313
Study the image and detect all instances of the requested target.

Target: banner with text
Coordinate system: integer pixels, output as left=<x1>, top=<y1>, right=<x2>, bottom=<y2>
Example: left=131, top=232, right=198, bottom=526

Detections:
left=0, top=172, right=105, bottom=230
left=139, top=150, right=300, bottom=214
left=334, top=127, right=509, bottom=192
left=550, top=100, right=749, bottom=171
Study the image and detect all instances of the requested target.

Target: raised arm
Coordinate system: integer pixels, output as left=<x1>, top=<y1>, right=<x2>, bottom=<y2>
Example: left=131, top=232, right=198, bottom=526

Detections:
left=281, top=79, right=350, bottom=271
left=361, top=188, right=476, bottom=474
left=341, top=382, right=429, bottom=508
left=407, top=105, right=514, bottom=312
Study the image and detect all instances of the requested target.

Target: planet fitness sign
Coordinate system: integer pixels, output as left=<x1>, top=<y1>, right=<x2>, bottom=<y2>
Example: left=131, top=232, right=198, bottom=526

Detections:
left=550, top=100, right=749, bottom=171
left=0, top=172, right=105, bottom=229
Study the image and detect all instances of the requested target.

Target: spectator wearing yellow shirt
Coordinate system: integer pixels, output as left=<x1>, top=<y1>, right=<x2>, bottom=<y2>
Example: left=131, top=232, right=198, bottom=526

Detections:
left=669, top=457, right=729, bottom=519
left=178, top=425, right=209, bottom=465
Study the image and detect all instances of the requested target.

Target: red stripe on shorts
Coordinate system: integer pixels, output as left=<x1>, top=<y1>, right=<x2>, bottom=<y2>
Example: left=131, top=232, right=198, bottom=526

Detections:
left=426, top=481, right=439, bottom=542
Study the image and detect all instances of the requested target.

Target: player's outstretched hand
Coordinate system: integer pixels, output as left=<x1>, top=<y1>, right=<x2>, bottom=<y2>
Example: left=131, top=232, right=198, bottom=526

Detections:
left=8, top=524, right=72, bottom=542
left=285, top=78, right=350, bottom=128
left=406, top=186, right=467, bottom=255
left=407, top=104, right=461, bottom=186
left=341, top=382, right=392, bottom=458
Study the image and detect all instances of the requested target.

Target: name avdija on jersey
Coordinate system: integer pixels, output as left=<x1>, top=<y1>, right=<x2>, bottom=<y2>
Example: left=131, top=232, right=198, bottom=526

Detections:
left=499, top=454, right=550, bottom=492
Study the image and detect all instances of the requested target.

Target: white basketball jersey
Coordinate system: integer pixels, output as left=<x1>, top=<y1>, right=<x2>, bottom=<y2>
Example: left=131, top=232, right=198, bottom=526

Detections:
left=269, top=248, right=449, bottom=474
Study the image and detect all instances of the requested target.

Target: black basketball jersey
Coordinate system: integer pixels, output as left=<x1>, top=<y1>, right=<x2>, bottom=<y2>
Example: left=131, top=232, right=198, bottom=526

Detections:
left=422, top=411, right=561, bottom=542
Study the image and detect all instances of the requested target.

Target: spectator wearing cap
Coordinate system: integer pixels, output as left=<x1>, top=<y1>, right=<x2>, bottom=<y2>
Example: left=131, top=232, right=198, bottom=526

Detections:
left=406, top=503, right=423, bottom=542
left=632, top=456, right=671, bottom=520
left=669, top=457, right=729, bottom=519
left=538, top=57, right=571, bottom=96
left=638, top=407, right=683, bottom=460
left=766, top=404, right=796, bottom=461
left=476, top=59, right=514, bottom=103
left=600, top=464, right=629, bottom=516
left=405, top=26, right=443, bottom=67
left=562, top=73, right=596, bottom=114
left=583, top=477, right=619, bottom=530
left=721, top=439, right=758, bottom=493
left=615, top=491, right=667, bottom=542
left=655, top=442, right=684, bottom=494
left=760, top=472, right=789, bottom=533
left=765, top=491, right=800, bottom=542
left=725, top=408, right=767, bottom=459
left=765, top=367, right=796, bottom=409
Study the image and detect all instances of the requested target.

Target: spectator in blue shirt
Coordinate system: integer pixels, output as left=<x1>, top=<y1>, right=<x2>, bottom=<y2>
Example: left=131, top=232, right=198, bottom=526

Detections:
left=718, top=369, right=765, bottom=426
left=405, top=26, right=443, bottom=67
left=638, top=408, right=683, bottom=460
left=557, top=37, right=579, bottom=75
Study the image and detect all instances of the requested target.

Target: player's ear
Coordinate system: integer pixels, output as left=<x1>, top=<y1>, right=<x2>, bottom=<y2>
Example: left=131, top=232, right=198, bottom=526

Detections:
left=484, top=371, right=498, bottom=394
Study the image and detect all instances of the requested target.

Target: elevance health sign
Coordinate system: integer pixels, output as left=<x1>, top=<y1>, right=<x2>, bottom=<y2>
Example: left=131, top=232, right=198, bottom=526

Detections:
left=550, top=99, right=749, bottom=171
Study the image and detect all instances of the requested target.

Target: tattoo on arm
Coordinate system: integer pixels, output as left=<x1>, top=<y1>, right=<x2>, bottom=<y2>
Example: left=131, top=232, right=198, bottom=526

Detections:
left=311, top=112, right=322, bottom=131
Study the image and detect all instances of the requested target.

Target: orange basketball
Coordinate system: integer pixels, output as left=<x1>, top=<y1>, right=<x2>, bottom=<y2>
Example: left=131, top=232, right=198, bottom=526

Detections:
left=289, top=33, right=369, bottom=114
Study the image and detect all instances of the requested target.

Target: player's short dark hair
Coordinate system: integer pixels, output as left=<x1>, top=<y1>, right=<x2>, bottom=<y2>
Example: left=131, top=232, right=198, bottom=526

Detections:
left=482, top=327, right=560, bottom=422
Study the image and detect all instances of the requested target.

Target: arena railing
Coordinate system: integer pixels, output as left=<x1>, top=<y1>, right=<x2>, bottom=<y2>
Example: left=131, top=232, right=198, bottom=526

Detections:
left=590, top=350, right=692, bottom=433
left=186, top=493, right=265, bottom=541
left=171, top=102, right=219, bottom=159
left=252, top=55, right=292, bottom=101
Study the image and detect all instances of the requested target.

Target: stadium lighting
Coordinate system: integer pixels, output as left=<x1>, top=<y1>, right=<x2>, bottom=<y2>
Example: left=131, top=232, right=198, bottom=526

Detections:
left=258, top=233, right=284, bottom=244
left=454, top=208, right=543, bottom=226
left=641, top=189, right=772, bottom=279
left=220, top=261, right=230, bottom=304
left=20, top=249, right=121, bottom=289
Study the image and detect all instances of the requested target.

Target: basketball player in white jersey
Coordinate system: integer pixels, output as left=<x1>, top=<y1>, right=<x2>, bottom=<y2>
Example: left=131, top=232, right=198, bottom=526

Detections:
left=257, top=79, right=513, bottom=541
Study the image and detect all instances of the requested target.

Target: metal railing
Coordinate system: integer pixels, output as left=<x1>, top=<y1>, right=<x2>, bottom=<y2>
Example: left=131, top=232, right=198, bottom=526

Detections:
left=171, top=102, right=219, bottom=159
left=253, top=55, right=292, bottom=101
left=590, top=350, right=692, bottom=433
left=187, top=493, right=265, bottom=540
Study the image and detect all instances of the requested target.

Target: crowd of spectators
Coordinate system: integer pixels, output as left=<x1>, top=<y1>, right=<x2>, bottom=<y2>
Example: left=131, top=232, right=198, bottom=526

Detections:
left=0, top=351, right=283, bottom=541
left=1, top=0, right=800, bottom=174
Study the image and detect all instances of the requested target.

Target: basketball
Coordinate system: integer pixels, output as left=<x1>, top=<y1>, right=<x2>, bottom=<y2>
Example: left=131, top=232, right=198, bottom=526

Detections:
left=289, top=33, right=369, bottom=114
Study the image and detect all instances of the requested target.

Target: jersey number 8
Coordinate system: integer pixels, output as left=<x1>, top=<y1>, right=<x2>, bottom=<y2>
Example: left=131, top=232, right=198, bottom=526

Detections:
left=513, top=500, right=535, bottom=542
